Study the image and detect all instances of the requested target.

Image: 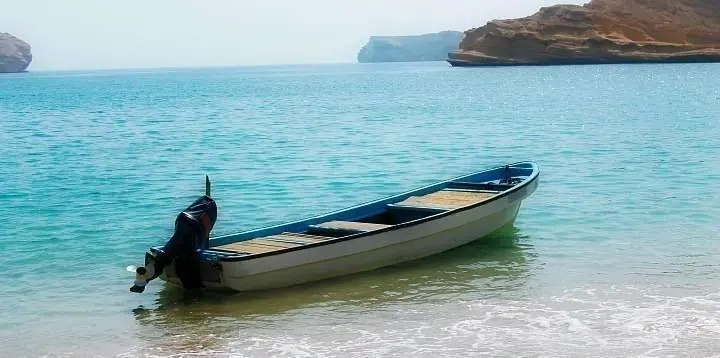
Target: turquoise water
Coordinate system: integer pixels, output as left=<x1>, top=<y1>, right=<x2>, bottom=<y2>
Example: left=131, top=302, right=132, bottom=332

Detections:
left=1, top=62, right=719, bottom=357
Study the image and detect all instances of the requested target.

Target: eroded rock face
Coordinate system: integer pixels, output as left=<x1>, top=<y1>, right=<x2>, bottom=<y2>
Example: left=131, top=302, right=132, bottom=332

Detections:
left=0, top=33, right=32, bottom=73
left=448, top=0, right=720, bottom=66
left=359, top=31, right=464, bottom=63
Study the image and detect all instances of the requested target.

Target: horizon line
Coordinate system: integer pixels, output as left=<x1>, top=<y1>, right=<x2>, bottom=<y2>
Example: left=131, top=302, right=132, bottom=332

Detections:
left=20, top=60, right=452, bottom=73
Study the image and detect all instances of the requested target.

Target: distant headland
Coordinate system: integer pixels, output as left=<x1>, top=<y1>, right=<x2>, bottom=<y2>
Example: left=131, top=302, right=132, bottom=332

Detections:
left=448, top=0, right=720, bottom=66
left=358, top=31, right=464, bottom=63
left=0, top=33, right=32, bottom=73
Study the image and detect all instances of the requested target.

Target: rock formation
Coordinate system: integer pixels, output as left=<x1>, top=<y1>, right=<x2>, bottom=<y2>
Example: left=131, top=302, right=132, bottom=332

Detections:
left=0, top=33, right=32, bottom=73
left=359, top=31, right=464, bottom=63
left=448, top=0, right=720, bottom=66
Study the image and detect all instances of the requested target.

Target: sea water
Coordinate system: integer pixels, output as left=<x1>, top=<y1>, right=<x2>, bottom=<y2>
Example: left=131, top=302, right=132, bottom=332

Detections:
left=1, top=62, right=719, bottom=357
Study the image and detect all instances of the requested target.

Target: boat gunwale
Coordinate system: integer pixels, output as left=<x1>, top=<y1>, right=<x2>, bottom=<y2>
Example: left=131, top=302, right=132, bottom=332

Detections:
left=208, top=162, right=539, bottom=262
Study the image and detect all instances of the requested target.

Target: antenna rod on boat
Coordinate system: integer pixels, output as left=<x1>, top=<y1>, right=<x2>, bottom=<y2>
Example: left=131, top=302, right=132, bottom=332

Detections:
left=205, top=175, right=211, bottom=197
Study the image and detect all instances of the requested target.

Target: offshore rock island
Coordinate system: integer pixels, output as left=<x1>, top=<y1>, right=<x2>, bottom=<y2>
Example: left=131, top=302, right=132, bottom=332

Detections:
left=448, top=0, right=720, bottom=66
left=0, top=33, right=32, bottom=73
left=358, top=31, right=464, bottom=63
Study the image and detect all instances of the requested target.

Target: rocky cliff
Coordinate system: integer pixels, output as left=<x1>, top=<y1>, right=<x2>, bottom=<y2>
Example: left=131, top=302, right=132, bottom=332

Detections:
left=448, top=0, right=720, bottom=66
left=359, top=31, right=464, bottom=63
left=0, top=33, right=32, bottom=73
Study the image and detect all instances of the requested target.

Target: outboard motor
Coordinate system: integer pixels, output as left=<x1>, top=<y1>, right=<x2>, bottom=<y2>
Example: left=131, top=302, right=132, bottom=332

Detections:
left=130, top=176, right=217, bottom=293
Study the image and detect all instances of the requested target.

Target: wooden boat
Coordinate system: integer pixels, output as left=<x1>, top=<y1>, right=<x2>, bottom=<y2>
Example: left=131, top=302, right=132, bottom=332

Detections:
left=131, top=162, right=539, bottom=293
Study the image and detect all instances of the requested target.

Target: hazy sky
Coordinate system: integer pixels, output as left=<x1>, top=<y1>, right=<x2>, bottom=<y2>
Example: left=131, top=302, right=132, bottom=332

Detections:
left=2, top=0, right=585, bottom=70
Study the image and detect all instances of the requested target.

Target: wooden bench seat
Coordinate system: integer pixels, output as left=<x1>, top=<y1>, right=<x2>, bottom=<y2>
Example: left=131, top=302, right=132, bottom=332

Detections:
left=442, top=188, right=500, bottom=194
left=448, top=181, right=514, bottom=191
left=386, top=203, right=449, bottom=213
left=264, top=232, right=334, bottom=245
left=308, top=220, right=392, bottom=235
left=215, top=232, right=334, bottom=254
left=391, top=189, right=497, bottom=211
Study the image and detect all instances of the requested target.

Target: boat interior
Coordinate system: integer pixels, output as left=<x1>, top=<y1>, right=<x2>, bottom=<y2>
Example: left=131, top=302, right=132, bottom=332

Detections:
left=201, top=163, right=536, bottom=257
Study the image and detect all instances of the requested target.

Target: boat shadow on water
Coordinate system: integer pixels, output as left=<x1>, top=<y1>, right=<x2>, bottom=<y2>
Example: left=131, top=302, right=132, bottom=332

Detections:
left=132, top=224, right=537, bottom=322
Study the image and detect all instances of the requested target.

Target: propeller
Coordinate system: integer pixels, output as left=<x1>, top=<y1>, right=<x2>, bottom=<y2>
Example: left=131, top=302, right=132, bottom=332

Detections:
left=129, top=265, right=150, bottom=293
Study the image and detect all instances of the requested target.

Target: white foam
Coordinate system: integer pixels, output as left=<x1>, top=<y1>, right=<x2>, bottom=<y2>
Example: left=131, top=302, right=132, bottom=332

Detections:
left=118, top=285, right=720, bottom=357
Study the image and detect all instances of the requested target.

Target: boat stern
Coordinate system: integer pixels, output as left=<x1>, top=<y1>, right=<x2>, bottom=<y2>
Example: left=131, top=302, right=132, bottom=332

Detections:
left=129, top=177, right=219, bottom=293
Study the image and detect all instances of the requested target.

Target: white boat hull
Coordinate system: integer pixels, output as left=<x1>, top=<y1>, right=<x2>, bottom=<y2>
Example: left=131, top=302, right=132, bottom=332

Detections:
left=161, top=176, right=537, bottom=291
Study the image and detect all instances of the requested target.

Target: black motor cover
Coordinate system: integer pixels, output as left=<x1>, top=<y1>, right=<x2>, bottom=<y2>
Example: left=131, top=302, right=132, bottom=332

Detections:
left=151, top=195, right=217, bottom=289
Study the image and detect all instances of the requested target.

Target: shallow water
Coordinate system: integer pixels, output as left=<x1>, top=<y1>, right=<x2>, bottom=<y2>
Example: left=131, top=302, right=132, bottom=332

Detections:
left=1, top=62, right=719, bottom=357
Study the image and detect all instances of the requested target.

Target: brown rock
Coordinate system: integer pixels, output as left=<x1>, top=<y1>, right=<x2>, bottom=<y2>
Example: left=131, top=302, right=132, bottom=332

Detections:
left=448, top=0, right=720, bottom=66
